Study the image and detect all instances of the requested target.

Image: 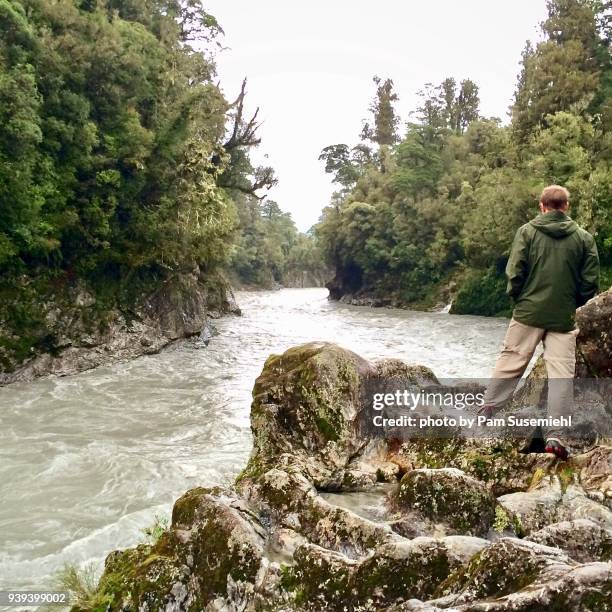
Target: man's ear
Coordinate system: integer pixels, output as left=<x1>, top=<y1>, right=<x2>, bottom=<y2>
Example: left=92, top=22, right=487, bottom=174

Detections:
left=539, top=202, right=545, bottom=213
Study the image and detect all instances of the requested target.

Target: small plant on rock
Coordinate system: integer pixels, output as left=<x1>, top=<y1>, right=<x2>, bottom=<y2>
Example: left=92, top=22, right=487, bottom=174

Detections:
left=52, top=562, right=110, bottom=611
left=140, top=514, right=169, bottom=544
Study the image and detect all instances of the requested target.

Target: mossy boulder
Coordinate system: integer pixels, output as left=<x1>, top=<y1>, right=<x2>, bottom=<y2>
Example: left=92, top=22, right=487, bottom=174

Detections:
left=281, top=536, right=489, bottom=611
left=242, top=467, right=398, bottom=558
left=243, top=342, right=370, bottom=486
left=280, top=543, right=358, bottom=610
left=498, top=479, right=612, bottom=536
left=573, top=445, right=612, bottom=500
left=385, top=436, right=559, bottom=497
left=526, top=519, right=612, bottom=563
left=242, top=342, right=436, bottom=490
left=395, top=468, right=498, bottom=536
left=435, top=537, right=573, bottom=602
left=433, top=538, right=612, bottom=611
left=352, top=537, right=480, bottom=606
left=92, top=487, right=266, bottom=611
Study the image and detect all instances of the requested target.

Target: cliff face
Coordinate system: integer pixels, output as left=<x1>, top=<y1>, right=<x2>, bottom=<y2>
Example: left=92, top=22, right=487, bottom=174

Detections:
left=0, top=271, right=240, bottom=385
left=82, top=289, right=612, bottom=611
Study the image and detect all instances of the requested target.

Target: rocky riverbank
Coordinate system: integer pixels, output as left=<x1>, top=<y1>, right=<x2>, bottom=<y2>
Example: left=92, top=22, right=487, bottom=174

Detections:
left=77, top=289, right=612, bottom=611
left=327, top=274, right=462, bottom=315
left=0, top=271, right=240, bottom=386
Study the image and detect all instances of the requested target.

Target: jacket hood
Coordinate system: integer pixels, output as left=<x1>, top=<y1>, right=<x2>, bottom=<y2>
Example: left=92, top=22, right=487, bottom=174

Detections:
left=530, top=210, right=578, bottom=239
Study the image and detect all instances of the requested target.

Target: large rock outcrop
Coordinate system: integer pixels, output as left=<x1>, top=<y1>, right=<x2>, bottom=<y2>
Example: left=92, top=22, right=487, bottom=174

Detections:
left=576, top=287, right=612, bottom=377
left=82, top=289, right=612, bottom=611
left=0, top=271, right=240, bottom=385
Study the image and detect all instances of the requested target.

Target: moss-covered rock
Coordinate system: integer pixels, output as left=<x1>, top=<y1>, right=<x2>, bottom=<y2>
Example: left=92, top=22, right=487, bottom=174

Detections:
left=526, top=518, right=612, bottom=563
left=395, top=468, right=497, bottom=536
left=386, top=437, right=557, bottom=497
left=436, top=563, right=612, bottom=612
left=242, top=467, right=397, bottom=559
left=353, top=537, right=472, bottom=605
left=82, top=340, right=612, bottom=611
left=281, top=536, right=489, bottom=611
left=240, top=343, right=438, bottom=492
left=242, top=342, right=371, bottom=488
left=575, top=287, right=612, bottom=378
left=498, top=479, right=612, bottom=536
left=572, top=445, right=612, bottom=501
left=435, top=537, right=573, bottom=602
left=281, top=543, right=358, bottom=610
left=92, top=487, right=265, bottom=611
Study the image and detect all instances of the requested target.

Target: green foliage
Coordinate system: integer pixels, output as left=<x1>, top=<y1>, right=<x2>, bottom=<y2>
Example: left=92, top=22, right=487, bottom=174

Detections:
left=451, top=268, right=512, bottom=317
left=230, top=196, right=328, bottom=287
left=361, top=75, right=400, bottom=146
left=416, top=77, right=480, bottom=134
left=140, top=514, right=169, bottom=544
left=318, top=143, right=372, bottom=190
left=492, top=506, right=522, bottom=535
left=0, top=0, right=235, bottom=277
left=317, top=0, right=611, bottom=314
left=512, top=0, right=607, bottom=141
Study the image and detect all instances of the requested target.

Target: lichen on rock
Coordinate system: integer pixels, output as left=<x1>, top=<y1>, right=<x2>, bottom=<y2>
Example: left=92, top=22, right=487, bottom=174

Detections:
left=91, top=487, right=266, bottom=611
left=526, top=518, right=612, bottom=563
left=393, top=467, right=498, bottom=536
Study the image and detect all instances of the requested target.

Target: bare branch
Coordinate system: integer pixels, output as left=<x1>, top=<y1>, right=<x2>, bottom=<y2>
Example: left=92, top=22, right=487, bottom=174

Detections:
left=224, top=78, right=262, bottom=151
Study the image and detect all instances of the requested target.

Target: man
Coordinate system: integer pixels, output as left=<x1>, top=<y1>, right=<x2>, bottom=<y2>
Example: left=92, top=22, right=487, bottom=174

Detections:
left=480, top=185, right=599, bottom=460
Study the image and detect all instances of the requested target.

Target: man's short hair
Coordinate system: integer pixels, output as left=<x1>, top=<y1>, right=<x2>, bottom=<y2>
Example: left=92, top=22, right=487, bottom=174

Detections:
left=540, top=185, right=570, bottom=210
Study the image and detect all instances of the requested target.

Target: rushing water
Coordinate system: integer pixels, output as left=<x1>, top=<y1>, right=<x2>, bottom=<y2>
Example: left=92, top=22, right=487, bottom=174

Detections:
left=0, top=288, right=511, bottom=593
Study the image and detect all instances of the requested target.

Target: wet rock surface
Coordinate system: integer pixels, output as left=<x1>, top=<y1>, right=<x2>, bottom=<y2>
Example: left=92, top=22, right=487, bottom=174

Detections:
left=86, top=289, right=612, bottom=611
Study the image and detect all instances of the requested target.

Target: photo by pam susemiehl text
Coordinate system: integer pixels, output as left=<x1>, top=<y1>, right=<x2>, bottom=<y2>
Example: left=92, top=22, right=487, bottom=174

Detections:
left=359, top=378, right=610, bottom=440
left=371, top=413, right=573, bottom=429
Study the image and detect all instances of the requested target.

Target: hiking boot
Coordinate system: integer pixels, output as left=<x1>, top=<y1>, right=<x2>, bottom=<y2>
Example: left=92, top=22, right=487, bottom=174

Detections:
left=545, top=439, right=569, bottom=461
left=519, top=437, right=546, bottom=454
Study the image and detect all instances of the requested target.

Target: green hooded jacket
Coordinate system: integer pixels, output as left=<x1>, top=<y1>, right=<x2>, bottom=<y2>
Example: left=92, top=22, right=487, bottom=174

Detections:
left=506, top=210, right=599, bottom=332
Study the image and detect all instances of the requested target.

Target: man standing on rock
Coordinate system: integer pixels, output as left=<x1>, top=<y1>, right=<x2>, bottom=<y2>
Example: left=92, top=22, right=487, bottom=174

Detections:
left=480, top=185, right=599, bottom=460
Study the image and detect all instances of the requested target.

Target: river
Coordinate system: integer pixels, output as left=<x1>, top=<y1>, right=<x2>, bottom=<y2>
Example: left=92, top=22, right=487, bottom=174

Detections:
left=0, top=288, right=510, bottom=593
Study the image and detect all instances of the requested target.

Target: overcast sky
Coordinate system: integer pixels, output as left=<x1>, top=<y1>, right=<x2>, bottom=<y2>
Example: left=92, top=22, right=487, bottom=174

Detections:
left=205, top=1, right=548, bottom=231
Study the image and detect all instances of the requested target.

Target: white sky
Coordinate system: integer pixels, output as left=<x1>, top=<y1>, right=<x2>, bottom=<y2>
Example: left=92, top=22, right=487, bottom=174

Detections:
left=205, top=1, right=548, bottom=231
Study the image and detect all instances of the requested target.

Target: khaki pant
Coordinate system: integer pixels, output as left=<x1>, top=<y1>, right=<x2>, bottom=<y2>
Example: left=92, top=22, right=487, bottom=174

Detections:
left=483, top=318, right=578, bottom=443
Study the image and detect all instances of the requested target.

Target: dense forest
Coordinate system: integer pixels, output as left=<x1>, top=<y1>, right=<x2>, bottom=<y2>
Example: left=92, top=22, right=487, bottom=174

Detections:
left=0, top=0, right=323, bottom=371
left=316, top=0, right=611, bottom=315
left=231, top=196, right=328, bottom=288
